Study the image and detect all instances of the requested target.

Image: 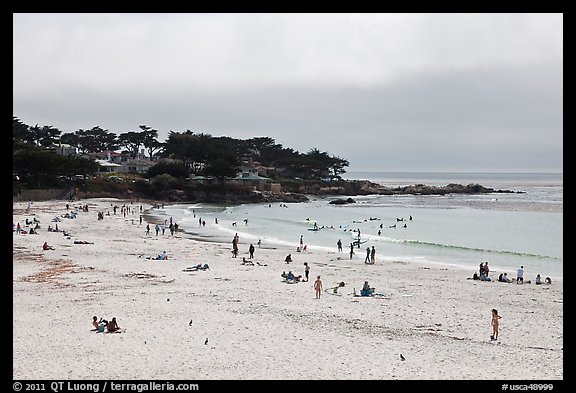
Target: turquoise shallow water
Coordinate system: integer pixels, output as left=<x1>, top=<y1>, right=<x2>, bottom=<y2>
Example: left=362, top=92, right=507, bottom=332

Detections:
left=150, top=172, right=563, bottom=280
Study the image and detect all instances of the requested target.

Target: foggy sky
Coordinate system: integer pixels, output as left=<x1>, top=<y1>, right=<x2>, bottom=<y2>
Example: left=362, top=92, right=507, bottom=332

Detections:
left=12, top=13, right=563, bottom=173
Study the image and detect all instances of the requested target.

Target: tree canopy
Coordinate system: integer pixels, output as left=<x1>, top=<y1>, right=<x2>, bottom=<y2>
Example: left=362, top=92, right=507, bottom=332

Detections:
left=13, top=116, right=350, bottom=190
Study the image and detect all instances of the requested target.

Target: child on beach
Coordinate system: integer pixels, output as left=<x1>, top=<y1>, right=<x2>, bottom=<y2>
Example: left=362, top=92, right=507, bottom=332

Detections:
left=92, top=316, right=99, bottom=331
left=314, top=275, right=322, bottom=299
left=491, top=309, right=502, bottom=341
left=107, top=317, right=121, bottom=332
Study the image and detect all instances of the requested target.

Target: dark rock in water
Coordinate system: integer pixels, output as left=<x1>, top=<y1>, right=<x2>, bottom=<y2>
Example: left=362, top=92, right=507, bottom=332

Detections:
left=329, top=197, right=356, bottom=205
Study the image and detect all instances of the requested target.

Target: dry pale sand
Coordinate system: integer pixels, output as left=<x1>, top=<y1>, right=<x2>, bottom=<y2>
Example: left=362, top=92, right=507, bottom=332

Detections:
left=12, top=198, right=563, bottom=380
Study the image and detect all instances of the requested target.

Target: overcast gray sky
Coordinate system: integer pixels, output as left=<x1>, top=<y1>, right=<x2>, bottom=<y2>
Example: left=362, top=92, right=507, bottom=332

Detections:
left=13, top=13, right=563, bottom=173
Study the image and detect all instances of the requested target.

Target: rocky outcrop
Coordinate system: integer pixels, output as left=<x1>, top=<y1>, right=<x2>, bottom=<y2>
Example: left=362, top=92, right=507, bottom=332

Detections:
left=287, top=180, right=521, bottom=196
left=386, top=183, right=520, bottom=195
left=329, top=197, right=356, bottom=205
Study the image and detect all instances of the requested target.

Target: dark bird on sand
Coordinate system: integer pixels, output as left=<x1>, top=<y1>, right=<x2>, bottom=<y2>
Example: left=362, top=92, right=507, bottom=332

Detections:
left=204, top=338, right=208, bottom=345
left=400, top=354, right=405, bottom=361
left=189, top=319, right=193, bottom=326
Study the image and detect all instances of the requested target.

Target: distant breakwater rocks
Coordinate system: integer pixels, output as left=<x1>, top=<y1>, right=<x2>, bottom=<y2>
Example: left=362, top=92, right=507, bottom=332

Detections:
left=296, top=180, right=522, bottom=197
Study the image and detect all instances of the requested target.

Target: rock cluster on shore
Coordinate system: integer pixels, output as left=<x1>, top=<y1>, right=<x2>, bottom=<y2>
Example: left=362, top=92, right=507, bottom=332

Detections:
left=73, top=179, right=520, bottom=205
left=284, top=179, right=521, bottom=198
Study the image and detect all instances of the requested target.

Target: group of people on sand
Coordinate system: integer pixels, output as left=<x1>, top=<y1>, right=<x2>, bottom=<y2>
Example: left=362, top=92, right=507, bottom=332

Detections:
left=91, top=316, right=121, bottom=333
left=281, top=271, right=304, bottom=282
left=471, top=263, right=551, bottom=285
left=14, top=221, right=41, bottom=235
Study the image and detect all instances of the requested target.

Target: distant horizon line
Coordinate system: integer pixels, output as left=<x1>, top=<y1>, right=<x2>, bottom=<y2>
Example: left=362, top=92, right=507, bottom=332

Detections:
left=344, top=170, right=563, bottom=175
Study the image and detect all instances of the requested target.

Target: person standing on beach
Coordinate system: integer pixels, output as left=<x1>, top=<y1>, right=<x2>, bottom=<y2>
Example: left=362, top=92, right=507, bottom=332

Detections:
left=146, top=224, right=150, bottom=235
left=314, top=275, right=322, bottom=299
left=370, top=246, right=376, bottom=263
left=350, top=243, right=354, bottom=259
left=249, top=244, right=255, bottom=259
left=491, top=309, right=502, bottom=340
left=337, top=239, right=342, bottom=253
left=364, top=247, right=371, bottom=263
left=304, top=262, right=310, bottom=281
left=300, top=235, right=304, bottom=250
left=517, top=265, right=524, bottom=284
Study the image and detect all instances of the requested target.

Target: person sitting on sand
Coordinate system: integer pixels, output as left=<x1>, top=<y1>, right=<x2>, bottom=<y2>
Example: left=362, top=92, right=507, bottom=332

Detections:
left=545, top=276, right=552, bottom=285
left=285, top=254, right=292, bottom=263
left=241, top=257, right=254, bottom=266
left=535, top=274, right=542, bottom=285
left=92, top=316, right=100, bottom=331
left=286, top=271, right=295, bottom=280
left=360, top=281, right=375, bottom=296
left=498, top=272, right=511, bottom=283
left=42, top=242, right=54, bottom=250
left=107, top=317, right=120, bottom=332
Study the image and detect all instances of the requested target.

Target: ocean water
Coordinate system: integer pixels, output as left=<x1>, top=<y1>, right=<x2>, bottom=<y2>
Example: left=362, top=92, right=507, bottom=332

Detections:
left=150, top=172, right=563, bottom=280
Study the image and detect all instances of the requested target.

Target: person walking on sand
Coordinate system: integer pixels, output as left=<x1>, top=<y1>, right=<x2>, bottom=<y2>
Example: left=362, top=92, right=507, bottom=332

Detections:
left=314, top=275, right=323, bottom=299
left=364, top=246, right=371, bottom=263
left=490, top=309, right=502, bottom=340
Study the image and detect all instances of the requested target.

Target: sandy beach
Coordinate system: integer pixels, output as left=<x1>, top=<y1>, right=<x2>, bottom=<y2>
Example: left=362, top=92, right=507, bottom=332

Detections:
left=12, top=198, right=563, bottom=380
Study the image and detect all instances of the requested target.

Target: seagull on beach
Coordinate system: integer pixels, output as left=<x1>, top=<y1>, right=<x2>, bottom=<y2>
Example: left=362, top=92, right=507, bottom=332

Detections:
left=204, top=338, right=208, bottom=345
left=189, top=319, right=193, bottom=326
left=400, top=354, right=405, bottom=361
